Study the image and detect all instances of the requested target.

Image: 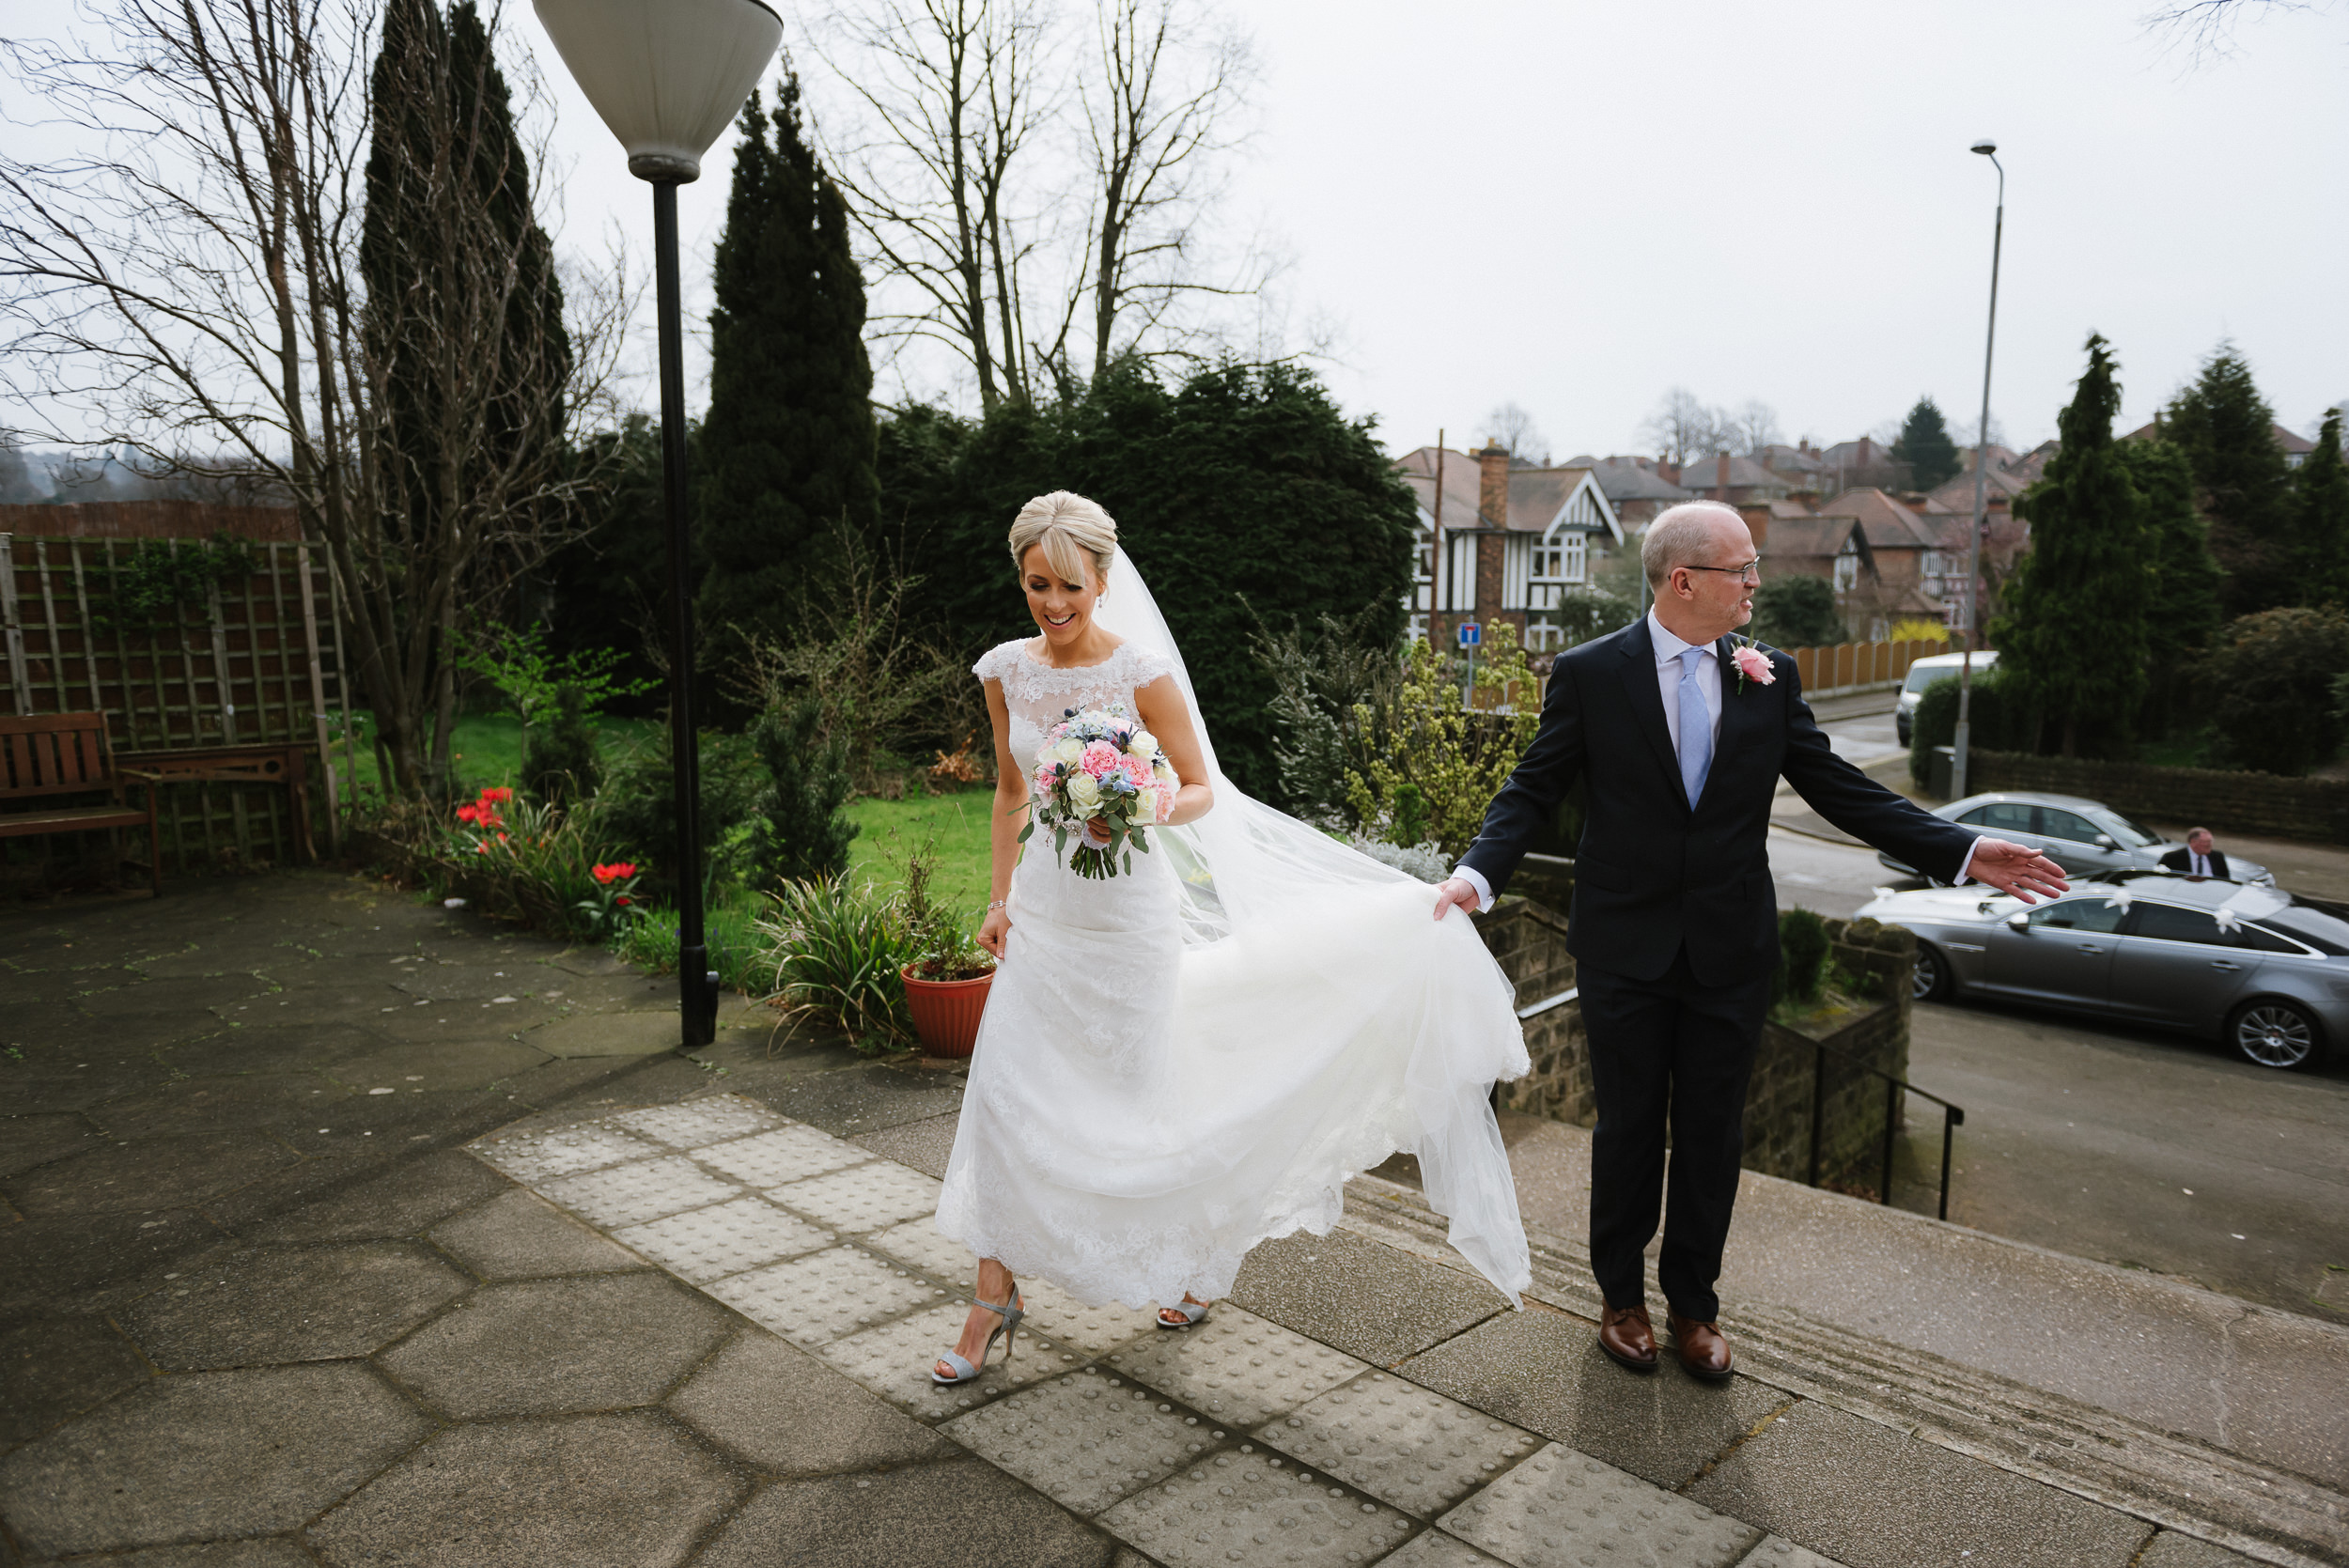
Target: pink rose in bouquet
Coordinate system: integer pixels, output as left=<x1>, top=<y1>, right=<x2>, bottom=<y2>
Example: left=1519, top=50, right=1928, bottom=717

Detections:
left=1019, top=704, right=1182, bottom=878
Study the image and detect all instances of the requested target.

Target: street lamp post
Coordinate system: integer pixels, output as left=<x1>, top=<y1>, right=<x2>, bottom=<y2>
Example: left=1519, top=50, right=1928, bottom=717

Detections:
left=531, top=0, right=782, bottom=1047
left=1951, top=139, right=2004, bottom=801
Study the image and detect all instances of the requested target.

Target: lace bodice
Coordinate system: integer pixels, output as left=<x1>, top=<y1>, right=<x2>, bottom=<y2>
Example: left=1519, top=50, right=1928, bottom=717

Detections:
left=973, top=638, right=1176, bottom=778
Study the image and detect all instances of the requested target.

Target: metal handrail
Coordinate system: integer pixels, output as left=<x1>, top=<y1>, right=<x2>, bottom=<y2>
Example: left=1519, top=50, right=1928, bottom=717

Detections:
left=1805, top=1034, right=1966, bottom=1220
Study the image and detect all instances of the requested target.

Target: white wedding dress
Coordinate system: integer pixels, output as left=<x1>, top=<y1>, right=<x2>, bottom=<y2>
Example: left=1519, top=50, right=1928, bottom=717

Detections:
left=935, top=563, right=1533, bottom=1310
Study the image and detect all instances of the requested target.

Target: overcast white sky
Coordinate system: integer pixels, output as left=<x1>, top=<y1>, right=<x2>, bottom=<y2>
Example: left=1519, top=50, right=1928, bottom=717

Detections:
left=8, top=0, right=2345, bottom=459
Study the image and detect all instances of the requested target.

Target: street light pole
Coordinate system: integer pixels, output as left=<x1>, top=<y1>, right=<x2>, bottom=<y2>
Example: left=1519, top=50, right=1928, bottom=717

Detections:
left=1952, top=139, right=2004, bottom=801
left=531, top=0, right=780, bottom=1049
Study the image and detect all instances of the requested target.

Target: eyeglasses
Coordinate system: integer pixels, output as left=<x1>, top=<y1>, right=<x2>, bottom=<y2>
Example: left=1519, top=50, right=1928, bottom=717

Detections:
left=1682, top=559, right=1761, bottom=583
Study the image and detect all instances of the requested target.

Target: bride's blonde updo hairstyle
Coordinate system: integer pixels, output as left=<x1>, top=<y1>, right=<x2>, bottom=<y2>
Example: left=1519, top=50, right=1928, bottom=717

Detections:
left=1008, top=491, right=1118, bottom=590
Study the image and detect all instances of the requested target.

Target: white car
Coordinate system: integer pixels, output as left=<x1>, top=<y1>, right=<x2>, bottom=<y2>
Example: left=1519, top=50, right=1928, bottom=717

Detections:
left=1894, top=650, right=1998, bottom=746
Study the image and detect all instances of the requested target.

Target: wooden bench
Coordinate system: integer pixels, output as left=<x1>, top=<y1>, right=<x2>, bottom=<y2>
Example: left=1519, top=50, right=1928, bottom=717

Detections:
left=0, top=713, right=161, bottom=894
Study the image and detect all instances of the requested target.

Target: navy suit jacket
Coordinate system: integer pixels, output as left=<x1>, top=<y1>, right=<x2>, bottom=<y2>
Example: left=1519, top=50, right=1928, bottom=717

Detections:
left=1458, top=619, right=1980, bottom=987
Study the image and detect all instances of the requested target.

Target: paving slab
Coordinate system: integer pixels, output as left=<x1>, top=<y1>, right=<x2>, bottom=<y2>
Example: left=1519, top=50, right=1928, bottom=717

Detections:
left=0, top=1111, right=100, bottom=1179
left=360, top=1000, right=562, bottom=1045
left=1438, top=1442, right=1760, bottom=1568
left=705, top=1243, right=941, bottom=1347
left=692, top=1458, right=1117, bottom=1568
left=77, top=973, right=276, bottom=1016
left=2134, top=1531, right=2269, bottom=1567
left=945, top=1363, right=1226, bottom=1514
left=428, top=1188, right=647, bottom=1279
left=117, top=1242, right=469, bottom=1369
left=1233, top=1230, right=1511, bottom=1367
left=751, top=1060, right=967, bottom=1138
left=326, top=1038, right=552, bottom=1094
left=5, top=1132, right=297, bottom=1218
left=814, top=1300, right=1060, bottom=1420
left=607, top=1097, right=782, bottom=1150
left=667, top=1326, right=960, bottom=1474
left=377, top=1270, right=727, bottom=1418
left=692, top=1121, right=871, bottom=1187
left=1097, top=1443, right=1422, bottom=1566
left=766, top=1158, right=943, bottom=1234
left=0, top=1362, right=428, bottom=1559
left=473, top=1120, right=664, bottom=1183
left=97, top=1540, right=321, bottom=1567
left=539, top=1154, right=739, bottom=1228
left=851, top=1108, right=959, bottom=1178
left=305, top=1411, right=738, bottom=1568
left=242, top=1148, right=509, bottom=1243
left=524, top=1010, right=685, bottom=1057
left=88, top=1072, right=354, bottom=1140
left=1686, top=1401, right=2154, bottom=1568
left=156, top=1022, right=390, bottom=1078
left=1381, top=1533, right=1514, bottom=1567
left=0, top=1207, right=226, bottom=1315
left=614, top=1192, right=835, bottom=1282
left=0, top=1314, right=150, bottom=1448
left=1255, top=1370, right=1542, bottom=1519
left=1735, top=1539, right=1847, bottom=1568
left=1104, top=1305, right=1374, bottom=1429
left=0, top=1046, right=175, bottom=1114
left=1400, top=1308, right=1790, bottom=1488
left=861, top=1215, right=1163, bottom=1355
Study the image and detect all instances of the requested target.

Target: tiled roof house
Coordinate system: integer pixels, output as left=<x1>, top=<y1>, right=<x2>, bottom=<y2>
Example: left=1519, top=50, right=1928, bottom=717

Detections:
left=1393, top=442, right=1625, bottom=654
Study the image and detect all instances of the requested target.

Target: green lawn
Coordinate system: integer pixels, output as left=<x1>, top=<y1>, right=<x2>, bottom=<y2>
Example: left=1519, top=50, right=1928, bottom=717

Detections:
left=443, top=713, right=666, bottom=793
left=845, top=788, right=999, bottom=929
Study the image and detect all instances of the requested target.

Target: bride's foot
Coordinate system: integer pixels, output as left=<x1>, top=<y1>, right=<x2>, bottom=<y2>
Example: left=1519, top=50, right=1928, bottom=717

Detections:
left=1158, top=1293, right=1211, bottom=1329
left=933, top=1262, right=1021, bottom=1386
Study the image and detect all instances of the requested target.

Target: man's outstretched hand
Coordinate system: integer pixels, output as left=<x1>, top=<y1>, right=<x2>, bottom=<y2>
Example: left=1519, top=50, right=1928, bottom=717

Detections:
left=1965, top=836, right=2071, bottom=904
left=1432, top=877, right=1482, bottom=921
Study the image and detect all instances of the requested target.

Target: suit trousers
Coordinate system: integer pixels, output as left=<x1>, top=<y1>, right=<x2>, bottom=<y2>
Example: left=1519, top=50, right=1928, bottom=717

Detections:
left=1578, top=944, right=1770, bottom=1323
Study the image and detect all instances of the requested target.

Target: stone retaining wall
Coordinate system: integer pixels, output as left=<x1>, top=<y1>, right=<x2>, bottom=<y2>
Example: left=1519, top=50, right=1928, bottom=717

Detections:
left=1968, top=748, right=2349, bottom=845
left=1474, top=895, right=1916, bottom=1195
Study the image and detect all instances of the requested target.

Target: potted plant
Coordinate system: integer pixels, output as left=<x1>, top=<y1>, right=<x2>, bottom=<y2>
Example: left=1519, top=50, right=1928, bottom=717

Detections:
left=895, top=850, right=996, bottom=1057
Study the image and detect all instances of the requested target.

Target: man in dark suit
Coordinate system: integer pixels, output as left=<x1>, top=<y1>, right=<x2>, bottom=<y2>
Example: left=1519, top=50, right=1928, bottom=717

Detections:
left=1432, top=503, right=2068, bottom=1381
left=2158, top=829, right=2229, bottom=879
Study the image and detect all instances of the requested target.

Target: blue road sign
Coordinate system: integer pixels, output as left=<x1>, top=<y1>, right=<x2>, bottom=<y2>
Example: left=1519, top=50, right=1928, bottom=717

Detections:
left=1456, top=622, right=1482, bottom=648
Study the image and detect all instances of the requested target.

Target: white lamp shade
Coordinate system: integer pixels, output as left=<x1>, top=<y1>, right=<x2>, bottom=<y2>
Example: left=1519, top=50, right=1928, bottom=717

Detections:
left=534, top=0, right=782, bottom=182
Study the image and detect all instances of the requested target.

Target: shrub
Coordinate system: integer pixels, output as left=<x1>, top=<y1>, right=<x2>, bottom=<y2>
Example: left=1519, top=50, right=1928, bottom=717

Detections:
left=898, top=846, right=994, bottom=981
left=1777, top=908, right=1830, bottom=1004
left=2202, top=607, right=2349, bottom=775
left=1907, top=666, right=2022, bottom=787
left=597, top=729, right=769, bottom=896
left=1886, top=618, right=1950, bottom=645
left=1346, top=835, right=1452, bottom=884
left=748, top=700, right=858, bottom=885
left=1346, top=623, right=1542, bottom=856
left=754, top=877, right=916, bottom=1053
left=1249, top=601, right=1403, bottom=823
left=524, top=682, right=603, bottom=806
left=1749, top=576, right=1846, bottom=649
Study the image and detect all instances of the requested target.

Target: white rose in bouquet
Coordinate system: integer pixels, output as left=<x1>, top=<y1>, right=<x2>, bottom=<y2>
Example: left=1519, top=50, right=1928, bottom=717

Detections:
left=1050, top=736, right=1086, bottom=766
left=1128, top=785, right=1160, bottom=824
left=1066, top=770, right=1102, bottom=811
left=1128, top=729, right=1159, bottom=758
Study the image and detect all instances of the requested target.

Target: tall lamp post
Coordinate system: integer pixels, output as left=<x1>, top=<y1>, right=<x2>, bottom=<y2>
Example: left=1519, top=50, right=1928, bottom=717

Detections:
left=1951, top=138, right=2004, bottom=801
left=532, top=0, right=781, bottom=1046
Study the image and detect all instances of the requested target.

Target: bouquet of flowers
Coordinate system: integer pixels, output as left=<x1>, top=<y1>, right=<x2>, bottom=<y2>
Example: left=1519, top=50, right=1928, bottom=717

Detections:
left=1019, top=704, right=1178, bottom=878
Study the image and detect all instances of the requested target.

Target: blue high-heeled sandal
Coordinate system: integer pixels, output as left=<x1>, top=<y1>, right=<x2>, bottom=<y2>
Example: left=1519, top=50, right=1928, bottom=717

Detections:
left=931, top=1285, right=1024, bottom=1386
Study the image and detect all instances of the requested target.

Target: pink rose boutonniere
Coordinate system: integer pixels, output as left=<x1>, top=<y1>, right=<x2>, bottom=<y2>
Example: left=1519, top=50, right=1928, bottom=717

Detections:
left=1730, top=640, right=1776, bottom=693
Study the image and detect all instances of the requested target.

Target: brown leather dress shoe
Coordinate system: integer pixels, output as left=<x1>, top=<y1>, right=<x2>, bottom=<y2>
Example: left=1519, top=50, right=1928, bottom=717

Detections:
left=1597, top=1302, right=1657, bottom=1373
left=1666, top=1312, right=1734, bottom=1382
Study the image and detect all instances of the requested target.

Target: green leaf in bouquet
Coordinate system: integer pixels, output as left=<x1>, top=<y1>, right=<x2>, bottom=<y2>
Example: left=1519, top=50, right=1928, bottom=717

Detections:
left=1130, top=829, right=1151, bottom=854
left=1123, top=850, right=1131, bottom=876
left=1017, top=821, right=1034, bottom=845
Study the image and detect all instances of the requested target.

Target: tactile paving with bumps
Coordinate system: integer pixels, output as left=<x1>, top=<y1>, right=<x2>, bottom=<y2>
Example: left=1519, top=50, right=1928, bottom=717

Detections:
left=704, top=1244, right=939, bottom=1347
left=613, top=1193, right=833, bottom=1282
left=1260, top=1371, right=1541, bottom=1516
left=1436, top=1443, right=1760, bottom=1568
left=945, top=1366, right=1225, bottom=1514
left=609, top=1097, right=780, bottom=1151
left=475, top=1123, right=661, bottom=1183
left=1100, top=1447, right=1420, bottom=1566
left=765, top=1160, right=943, bottom=1234
left=1108, top=1306, right=1371, bottom=1427
left=864, top=1218, right=1183, bottom=1355
left=1380, top=1534, right=1509, bottom=1567
left=539, top=1155, right=739, bottom=1228
left=814, top=1301, right=1052, bottom=1420
left=693, top=1123, right=871, bottom=1187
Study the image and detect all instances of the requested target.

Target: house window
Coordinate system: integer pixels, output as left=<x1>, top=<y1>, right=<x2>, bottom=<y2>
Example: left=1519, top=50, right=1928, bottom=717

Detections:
left=1501, top=535, right=1532, bottom=611
left=1832, top=541, right=1859, bottom=594
left=1563, top=532, right=1586, bottom=583
left=1411, top=527, right=1436, bottom=613
left=1444, top=532, right=1478, bottom=612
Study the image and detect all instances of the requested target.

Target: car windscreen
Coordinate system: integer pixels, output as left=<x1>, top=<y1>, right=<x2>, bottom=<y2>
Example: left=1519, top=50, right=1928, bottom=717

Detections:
left=2102, top=815, right=2162, bottom=848
left=1903, top=666, right=1949, bottom=695
left=2263, top=903, right=2349, bottom=955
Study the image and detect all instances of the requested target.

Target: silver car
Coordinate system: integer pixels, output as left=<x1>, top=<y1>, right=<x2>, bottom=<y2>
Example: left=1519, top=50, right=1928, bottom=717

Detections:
left=1875, top=791, right=2273, bottom=886
left=1857, top=871, right=2345, bottom=1069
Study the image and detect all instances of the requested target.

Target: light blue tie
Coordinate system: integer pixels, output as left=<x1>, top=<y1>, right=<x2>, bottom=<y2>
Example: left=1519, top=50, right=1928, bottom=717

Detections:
left=1676, top=645, right=1713, bottom=809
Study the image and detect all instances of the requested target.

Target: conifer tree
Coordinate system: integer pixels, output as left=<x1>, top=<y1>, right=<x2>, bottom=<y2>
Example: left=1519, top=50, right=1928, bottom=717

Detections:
left=2114, top=437, right=2219, bottom=737
left=2165, top=344, right=2291, bottom=618
left=1992, top=334, right=2149, bottom=757
left=2288, top=409, right=2349, bottom=608
left=1890, top=396, right=1960, bottom=489
left=696, top=76, right=878, bottom=650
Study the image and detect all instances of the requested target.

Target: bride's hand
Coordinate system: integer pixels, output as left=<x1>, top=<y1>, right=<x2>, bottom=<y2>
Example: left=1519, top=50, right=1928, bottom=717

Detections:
left=979, top=906, right=1012, bottom=958
left=1082, top=816, right=1114, bottom=850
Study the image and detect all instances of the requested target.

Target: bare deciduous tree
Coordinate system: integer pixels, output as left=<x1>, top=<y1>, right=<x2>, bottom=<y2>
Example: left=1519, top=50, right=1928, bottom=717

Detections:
left=1483, top=401, right=1548, bottom=467
left=1637, top=387, right=1735, bottom=466
left=0, top=0, right=625, bottom=794
left=1730, top=399, right=1782, bottom=455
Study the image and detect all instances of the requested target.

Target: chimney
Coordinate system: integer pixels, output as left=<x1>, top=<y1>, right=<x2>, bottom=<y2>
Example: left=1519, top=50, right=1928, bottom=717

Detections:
left=1800, top=439, right=1815, bottom=458
left=1737, top=504, right=1772, bottom=551
left=1715, top=452, right=1733, bottom=501
left=1657, top=457, right=1679, bottom=487
left=1478, top=441, right=1509, bottom=528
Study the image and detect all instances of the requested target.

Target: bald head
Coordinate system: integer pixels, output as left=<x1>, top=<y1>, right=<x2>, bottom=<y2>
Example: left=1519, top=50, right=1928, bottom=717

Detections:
left=1642, top=502, right=1748, bottom=587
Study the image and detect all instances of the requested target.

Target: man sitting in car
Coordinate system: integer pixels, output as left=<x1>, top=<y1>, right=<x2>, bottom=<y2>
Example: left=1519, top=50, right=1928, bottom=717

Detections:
left=2159, top=828, right=2230, bottom=880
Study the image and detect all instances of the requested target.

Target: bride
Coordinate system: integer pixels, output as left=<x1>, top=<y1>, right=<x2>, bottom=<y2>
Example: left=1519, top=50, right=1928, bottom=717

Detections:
left=931, top=490, right=1532, bottom=1386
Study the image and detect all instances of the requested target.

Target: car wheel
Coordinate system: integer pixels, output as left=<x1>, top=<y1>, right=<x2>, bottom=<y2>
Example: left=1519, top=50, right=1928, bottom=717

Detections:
left=1912, top=943, right=1952, bottom=1002
left=2226, top=999, right=2326, bottom=1070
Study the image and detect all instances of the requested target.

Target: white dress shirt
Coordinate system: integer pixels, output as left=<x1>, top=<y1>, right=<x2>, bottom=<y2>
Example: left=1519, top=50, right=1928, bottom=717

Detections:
left=1450, top=611, right=1981, bottom=909
left=2190, top=850, right=2212, bottom=877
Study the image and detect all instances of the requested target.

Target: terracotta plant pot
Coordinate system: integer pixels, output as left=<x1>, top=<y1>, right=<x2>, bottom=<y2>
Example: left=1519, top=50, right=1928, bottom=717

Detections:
left=900, top=964, right=995, bottom=1058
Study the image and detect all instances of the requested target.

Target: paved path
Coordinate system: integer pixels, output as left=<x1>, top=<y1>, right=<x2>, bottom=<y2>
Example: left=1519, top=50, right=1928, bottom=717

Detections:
left=2, top=872, right=2341, bottom=1567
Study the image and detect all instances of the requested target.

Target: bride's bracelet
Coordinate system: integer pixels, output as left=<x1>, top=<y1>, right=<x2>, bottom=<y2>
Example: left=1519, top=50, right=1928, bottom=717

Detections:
left=987, top=898, right=1008, bottom=912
